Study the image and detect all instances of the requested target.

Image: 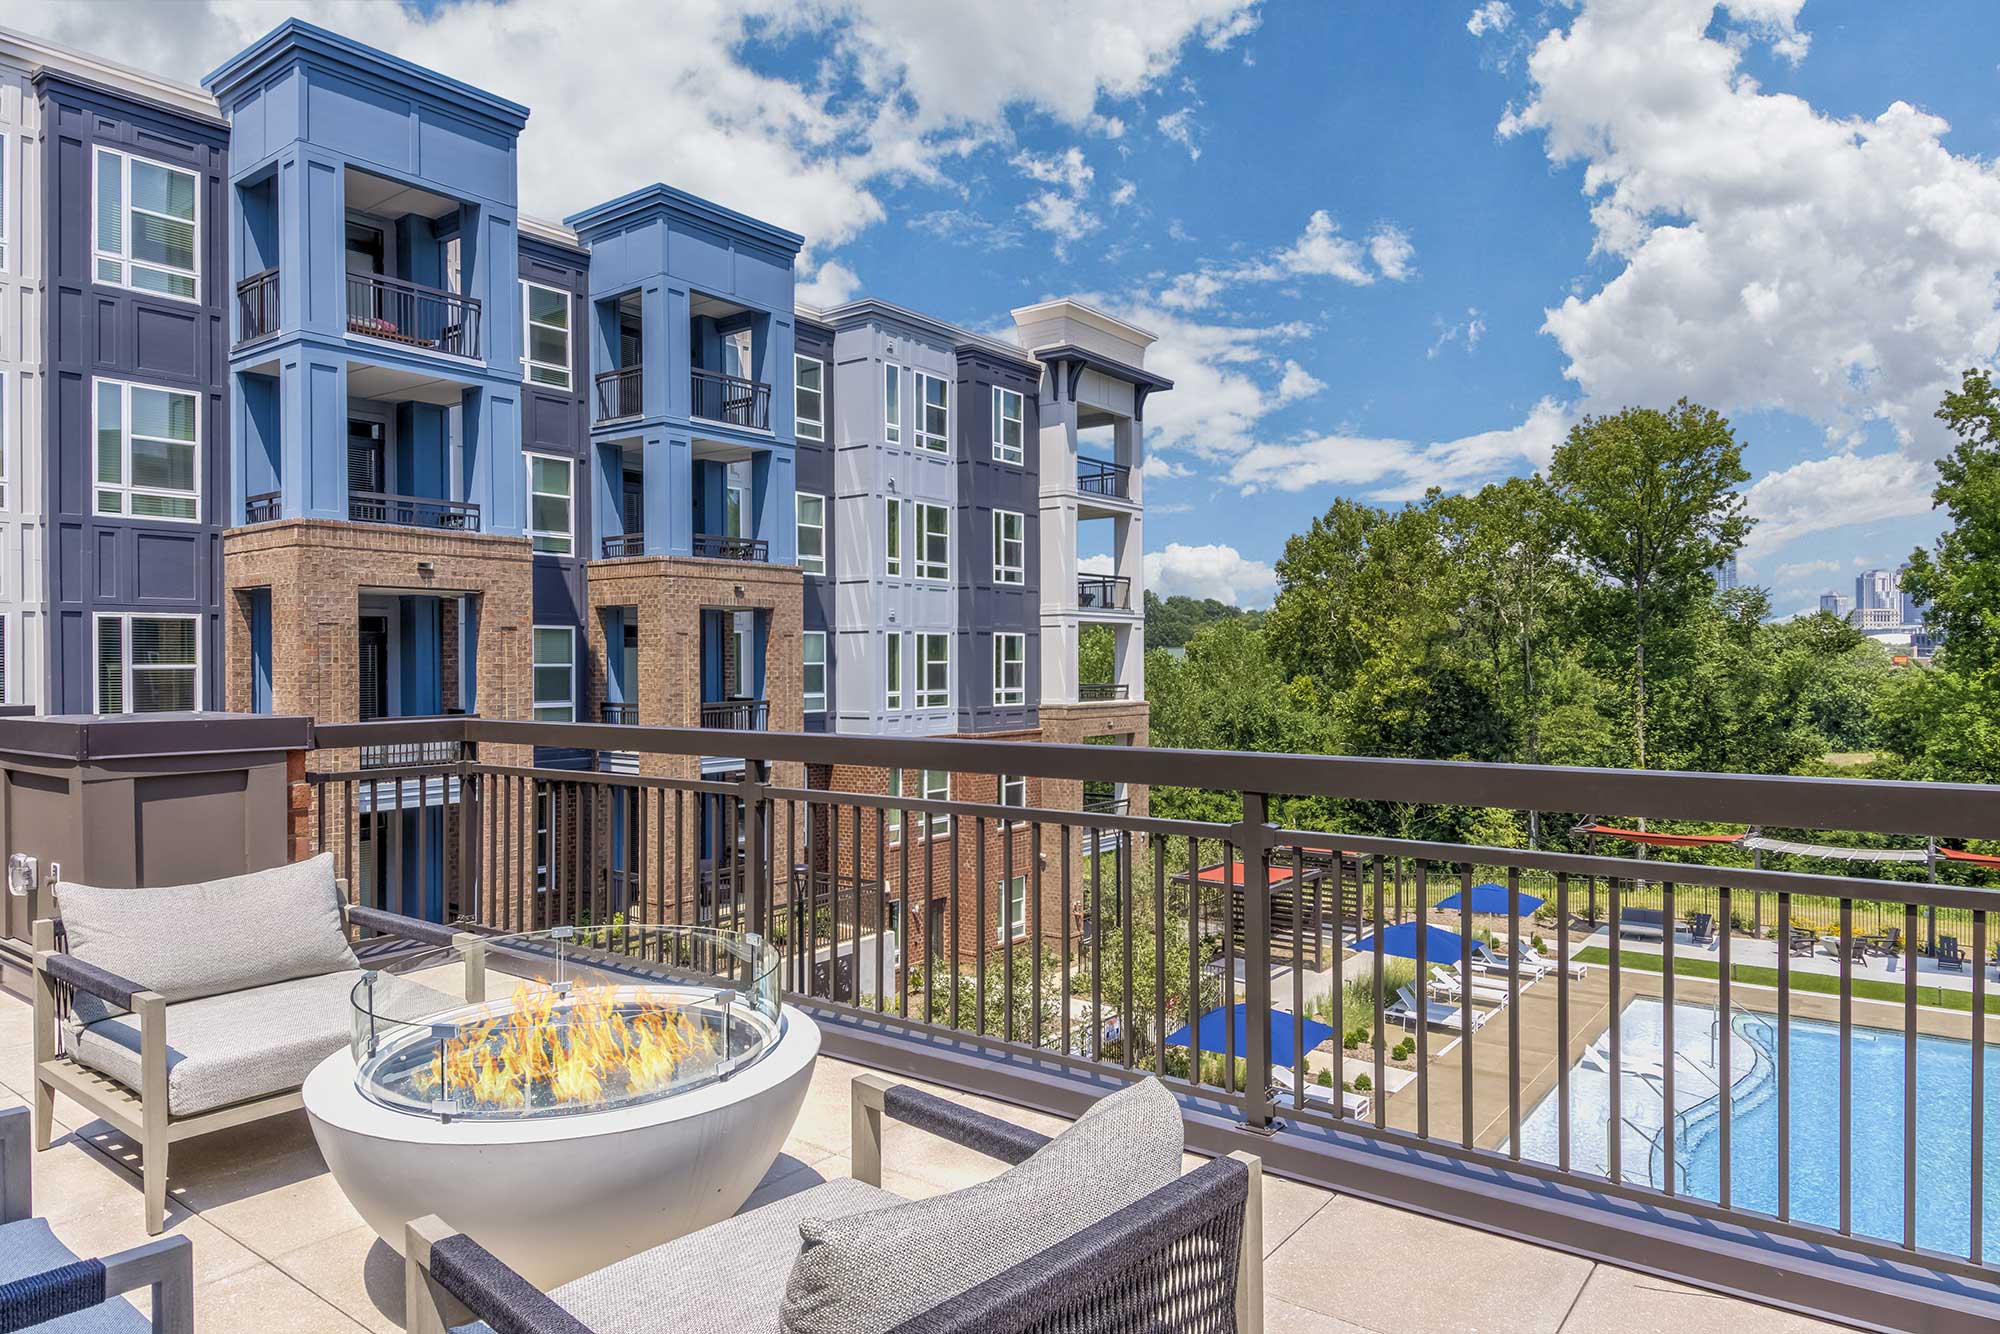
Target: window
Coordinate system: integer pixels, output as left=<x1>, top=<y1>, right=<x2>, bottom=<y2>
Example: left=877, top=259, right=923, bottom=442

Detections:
left=796, top=492, right=826, bottom=575
left=993, top=510, right=1024, bottom=585
left=526, top=454, right=574, bottom=554
left=993, top=633, right=1026, bottom=707
left=522, top=282, right=572, bottom=389
left=885, top=631, right=903, bottom=710
left=93, top=148, right=198, bottom=301
left=95, top=613, right=198, bottom=713
left=883, top=363, right=902, bottom=445
left=917, top=633, right=950, bottom=709
left=998, top=875, right=1027, bottom=941
left=532, top=627, right=575, bottom=721
left=795, top=355, right=824, bottom=441
left=916, top=372, right=949, bottom=453
left=0, top=374, right=8, bottom=509
left=992, top=386, right=1024, bottom=465
left=94, top=379, right=198, bottom=521
left=1000, top=773, right=1026, bottom=825
left=803, top=631, right=827, bottom=713
left=0, top=132, right=8, bottom=271
left=888, top=767, right=950, bottom=841
left=884, top=498, right=904, bottom=578
left=916, top=503, right=950, bottom=581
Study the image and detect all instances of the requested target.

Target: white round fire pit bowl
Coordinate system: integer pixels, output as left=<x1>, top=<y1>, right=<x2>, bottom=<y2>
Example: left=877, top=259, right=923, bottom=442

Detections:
left=303, top=930, right=819, bottom=1289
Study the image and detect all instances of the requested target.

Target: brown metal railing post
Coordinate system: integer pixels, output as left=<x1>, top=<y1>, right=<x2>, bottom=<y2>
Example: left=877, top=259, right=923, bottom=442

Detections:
left=1237, top=792, right=1275, bottom=1131
left=740, top=760, right=769, bottom=949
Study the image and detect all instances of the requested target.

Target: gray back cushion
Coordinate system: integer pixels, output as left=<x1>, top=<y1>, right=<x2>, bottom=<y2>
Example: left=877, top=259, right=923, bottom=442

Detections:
left=781, top=1076, right=1185, bottom=1333
left=56, top=853, right=357, bottom=1016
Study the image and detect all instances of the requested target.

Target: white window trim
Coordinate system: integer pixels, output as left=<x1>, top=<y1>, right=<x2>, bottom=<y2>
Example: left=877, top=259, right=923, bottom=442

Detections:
left=803, top=630, right=827, bottom=713
left=532, top=625, right=576, bottom=722
left=992, top=385, right=1023, bottom=465
left=916, top=502, right=950, bottom=582
left=885, top=630, right=903, bottom=711
left=525, top=452, right=575, bottom=555
left=993, top=632, right=1026, bottom=707
left=885, top=497, right=904, bottom=578
left=999, top=773, right=1026, bottom=827
left=998, top=874, right=1027, bottom=941
left=993, top=509, right=1024, bottom=585
left=0, top=371, right=9, bottom=511
left=92, top=377, right=201, bottom=524
left=94, top=612, right=201, bottom=714
left=0, top=131, right=9, bottom=275
left=883, top=362, right=902, bottom=445
left=521, top=281, right=573, bottom=390
left=795, top=492, right=826, bottom=576
left=917, top=632, right=950, bottom=710
left=888, top=767, right=950, bottom=844
left=795, top=354, right=825, bottom=442
left=91, top=146, right=200, bottom=305
left=915, top=371, right=949, bottom=454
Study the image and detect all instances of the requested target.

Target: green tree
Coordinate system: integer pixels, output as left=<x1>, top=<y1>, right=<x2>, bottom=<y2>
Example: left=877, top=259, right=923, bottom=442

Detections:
left=1902, top=368, right=2000, bottom=676
left=1547, top=400, right=1752, bottom=769
left=1144, top=591, right=1250, bottom=650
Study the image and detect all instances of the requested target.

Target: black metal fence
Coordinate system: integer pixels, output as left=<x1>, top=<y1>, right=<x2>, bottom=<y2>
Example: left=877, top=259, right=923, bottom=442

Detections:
left=236, top=268, right=279, bottom=344
left=345, top=272, right=480, bottom=357
left=690, top=534, right=769, bottom=561
left=348, top=490, right=481, bottom=531
left=1077, top=574, right=1132, bottom=611
left=594, top=366, right=643, bottom=422
left=244, top=491, right=281, bottom=523
left=1077, top=458, right=1131, bottom=499
left=690, top=368, right=771, bottom=430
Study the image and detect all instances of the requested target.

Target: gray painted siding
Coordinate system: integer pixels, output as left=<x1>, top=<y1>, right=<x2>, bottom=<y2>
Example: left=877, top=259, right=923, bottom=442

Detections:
left=795, top=318, right=834, bottom=733
left=36, top=72, right=228, bottom=715
left=953, top=345, right=1040, bottom=733
left=0, top=63, right=45, bottom=710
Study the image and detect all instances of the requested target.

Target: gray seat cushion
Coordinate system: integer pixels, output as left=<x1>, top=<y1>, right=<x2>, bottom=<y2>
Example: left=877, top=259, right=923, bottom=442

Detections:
left=56, top=853, right=357, bottom=1026
left=780, top=1076, right=1185, bottom=1333
left=63, top=970, right=453, bottom=1117
left=0, top=1217, right=149, bottom=1333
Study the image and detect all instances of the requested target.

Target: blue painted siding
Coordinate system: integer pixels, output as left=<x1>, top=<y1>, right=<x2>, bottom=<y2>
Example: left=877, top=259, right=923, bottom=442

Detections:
left=34, top=71, right=231, bottom=714
left=796, top=318, right=835, bottom=732
left=954, top=344, right=1043, bottom=733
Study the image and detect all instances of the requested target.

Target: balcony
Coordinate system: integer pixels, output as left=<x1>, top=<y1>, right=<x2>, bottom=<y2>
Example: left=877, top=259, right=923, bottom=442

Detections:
left=600, top=702, right=638, bottom=725
left=357, top=738, right=464, bottom=769
left=1079, top=681, right=1131, bottom=701
left=235, top=268, right=279, bottom=346
left=691, top=533, right=768, bottom=561
left=1077, top=574, right=1133, bottom=611
left=595, top=366, right=643, bottom=422
left=345, top=272, right=481, bottom=359
left=699, top=697, right=768, bottom=730
left=1078, top=457, right=1131, bottom=499
left=690, top=368, right=771, bottom=431
left=244, top=491, right=281, bottom=524
left=601, top=532, right=647, bottom=558
left=348, top=490, right=481, bottom=531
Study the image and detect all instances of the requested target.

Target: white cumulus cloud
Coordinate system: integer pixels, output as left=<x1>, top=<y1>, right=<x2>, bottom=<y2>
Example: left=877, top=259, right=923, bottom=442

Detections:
left=1466, top=2, right=1513, bottom=37
left=1227, top=397, right=1573, bottom=501
left=1158, top=210, right=1416, bottom=310
left=1146, top=543, right=1278, bottom=607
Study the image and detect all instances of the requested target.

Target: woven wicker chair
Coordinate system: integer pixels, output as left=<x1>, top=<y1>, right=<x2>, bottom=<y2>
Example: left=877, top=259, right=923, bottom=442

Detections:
left=405, top=1074, right=1264, bottom=1334
left=0, top=1106, right=193, bottom=1332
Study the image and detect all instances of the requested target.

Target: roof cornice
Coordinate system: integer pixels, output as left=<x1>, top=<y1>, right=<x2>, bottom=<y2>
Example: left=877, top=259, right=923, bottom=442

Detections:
left=814, top=296, right=1039, bottom=371
left=0, top=24, right=218, bottom=120
left=566, top=183, right=804, bottom=256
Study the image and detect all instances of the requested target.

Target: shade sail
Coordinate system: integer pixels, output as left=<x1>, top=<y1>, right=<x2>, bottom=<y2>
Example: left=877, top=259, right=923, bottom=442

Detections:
left=1436, top=882, right=1546, bottom=915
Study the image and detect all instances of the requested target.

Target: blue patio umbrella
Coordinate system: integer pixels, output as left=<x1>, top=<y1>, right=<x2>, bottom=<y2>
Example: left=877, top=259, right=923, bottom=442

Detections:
left=1435, top=882, right=1545, bottom=916
left=1348, top=921, right=1475, bottom=961
left=1164, top=1003, right=1337, bottom=1067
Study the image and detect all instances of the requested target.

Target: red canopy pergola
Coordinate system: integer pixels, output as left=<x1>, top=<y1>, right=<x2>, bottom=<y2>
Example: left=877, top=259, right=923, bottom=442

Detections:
left=1578, top=823, right=1746, bottom=849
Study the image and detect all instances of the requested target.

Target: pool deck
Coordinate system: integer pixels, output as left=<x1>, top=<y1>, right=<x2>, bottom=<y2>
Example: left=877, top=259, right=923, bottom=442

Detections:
left=6, top=983, right=1863, bottom=1334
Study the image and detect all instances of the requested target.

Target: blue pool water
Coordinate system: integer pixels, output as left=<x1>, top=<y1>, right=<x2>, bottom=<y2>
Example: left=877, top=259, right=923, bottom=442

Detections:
left=1517, top=996, right=2000, bottom=1261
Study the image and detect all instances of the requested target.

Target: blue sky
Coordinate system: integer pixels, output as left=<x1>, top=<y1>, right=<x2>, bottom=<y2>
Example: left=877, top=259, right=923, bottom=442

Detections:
left=23, top=0, right=2000, bottom=612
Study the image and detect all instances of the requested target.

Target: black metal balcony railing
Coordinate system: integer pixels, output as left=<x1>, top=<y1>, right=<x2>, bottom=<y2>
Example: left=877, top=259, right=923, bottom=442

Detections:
left=236, top=268, right=279, bottom=345
left=690, top=368, right=771, bottom=430
left=244, top=491, right=282, bottom=524
left=594, top=366, right=643, bottom=422
left=699, top=697, right=768, bottom=730
left=1078, top=457, right=1131, bottom=499
left=1077, top=574, right=1132, bottom=610
left=691, top=533, right=769, bottom=561
left=357, top=738, right=463, bottom=770
left=1079, top=682, right=1131, bottom=701
left=349, top=490, right=482, bottom=531
left=345, top=271, right=480, bottom=358
left=601, top=532, right=647, bottom=558
left=600, top=702, right=639, bottom=725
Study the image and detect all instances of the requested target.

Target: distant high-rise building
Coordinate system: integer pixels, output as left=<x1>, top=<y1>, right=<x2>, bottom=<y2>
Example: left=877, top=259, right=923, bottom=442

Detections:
left=1896, top=563, right=1924, bottom=626
left=1819, top=591, right=1853, bottom=619
left=1712, top=557, right=1740, bottom=591
left=1855, top=567, right=1898, bottom=614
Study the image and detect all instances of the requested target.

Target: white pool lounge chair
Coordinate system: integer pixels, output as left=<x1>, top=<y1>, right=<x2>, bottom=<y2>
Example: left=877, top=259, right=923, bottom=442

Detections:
left=1429, top=962, right=1514, bottom=1007
left=1471, top=939, right=1546, bottom=980
left=1387, top=984, right=1492, bottom=1033
left=1516, top=941, right=1589, bottom=979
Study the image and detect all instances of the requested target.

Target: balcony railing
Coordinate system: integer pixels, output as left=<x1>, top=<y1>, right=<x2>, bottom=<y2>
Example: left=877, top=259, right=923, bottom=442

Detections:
left=244, top=491, right=281, bottom=524
left=601, top=532, right=647, bottom=558
left=594, top=366, right=643, bottom=422
left=691, top=533, right=769, bottom=561
left=699, top=698, right=768, bottom=731
left=690, top=368, right=771, bottom=431
left=236, top=268, right=279, bottom=345
left=349, top=490, right=482, bottom=531
left=1077, top=574, right=1132, bottom=610
left=600, top=702, right=638, bottom=725
left=1078, top=682, right=1130, bottom=701
left=1077, top=457, right=1131, bottom=499
left=357, top=738, right=463, bottom=770
left=345, top=272, right=480, bottom=358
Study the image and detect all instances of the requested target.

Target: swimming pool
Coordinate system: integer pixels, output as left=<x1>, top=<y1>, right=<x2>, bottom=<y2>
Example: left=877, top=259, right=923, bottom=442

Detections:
left=1516, top=995, right=2000, bottom=1261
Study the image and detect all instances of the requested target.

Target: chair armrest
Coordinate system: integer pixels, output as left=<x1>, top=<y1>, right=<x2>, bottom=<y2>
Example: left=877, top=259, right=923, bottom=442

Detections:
left=0, top=1234, right=192, bottom=1334
left=345, top=904, right=459, bottom=949
left=36, top=950, right=147, bottom=1012
left=850, top=1075, right=1053, bottom=1187
left=404, top=1216, right=594, bottom=1334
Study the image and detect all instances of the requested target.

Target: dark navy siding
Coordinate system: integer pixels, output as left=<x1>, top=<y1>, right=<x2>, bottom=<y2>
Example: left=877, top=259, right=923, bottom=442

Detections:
left=36, top=72, right=230, bottom=714
left=796, top=318, right=835, bottom=733
left=954, top=344, right=1040, bottom=734
left=521, top=233, right=592, bottom=637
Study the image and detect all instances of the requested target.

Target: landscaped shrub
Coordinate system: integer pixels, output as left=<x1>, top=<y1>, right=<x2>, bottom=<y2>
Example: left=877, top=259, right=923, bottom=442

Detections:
left=1353, top=1073, right=1373, bottom=1092
left=1316, top=1068, right=1334, bottom=1087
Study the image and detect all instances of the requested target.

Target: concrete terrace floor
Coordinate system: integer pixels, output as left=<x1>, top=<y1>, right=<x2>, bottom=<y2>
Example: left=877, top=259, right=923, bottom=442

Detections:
left=5, top=990, right=1859, bottom=1334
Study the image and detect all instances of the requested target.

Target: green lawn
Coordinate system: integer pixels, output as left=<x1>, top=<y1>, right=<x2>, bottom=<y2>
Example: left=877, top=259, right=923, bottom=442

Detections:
left=1573, top=946, right=2000, bottom=1015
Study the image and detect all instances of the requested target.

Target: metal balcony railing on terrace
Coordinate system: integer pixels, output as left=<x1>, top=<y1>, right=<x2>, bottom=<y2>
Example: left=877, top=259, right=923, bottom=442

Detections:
left=690, top=368, right=771, bottom=430
left=691, top=533, right=768, bottom=561
left=288, top=711, right=2000, bottom=1331
left=699, top=697, right=768, bottom=730
left=357, top=737, right=464, bottom=770
left=1077, top=574, right=1132, bottom=611
left=345, top=272, right=480, bottom=358
left=236, top=268, right=279, bottom=345
left=348, top=490, right=481, bottom=532
left=243, top=491, right=281, bottom=524
left=1078, top=682, right=1130, bottom=701
left=594, top=366, right=643, bottom=422
left=601, top=532, right=646, bottom=558
left=600, top=702, right=638, bottom=725
left=1077, top=457, right=1131, bottom=499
